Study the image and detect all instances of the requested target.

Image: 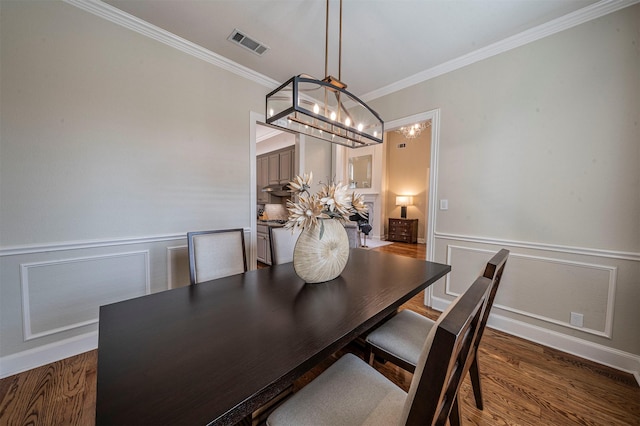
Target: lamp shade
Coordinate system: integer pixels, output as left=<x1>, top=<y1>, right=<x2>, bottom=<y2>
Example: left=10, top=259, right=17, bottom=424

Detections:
left=395, top=196, right=413, bottom=206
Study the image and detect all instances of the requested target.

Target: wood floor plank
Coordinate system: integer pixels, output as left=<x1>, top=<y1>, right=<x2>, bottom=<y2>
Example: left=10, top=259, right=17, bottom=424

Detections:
left=1, top=243, right=638, bottom=425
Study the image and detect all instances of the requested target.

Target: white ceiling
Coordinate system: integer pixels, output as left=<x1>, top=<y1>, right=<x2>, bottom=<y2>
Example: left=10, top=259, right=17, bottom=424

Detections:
left=101, top=0, right=606, bottom=98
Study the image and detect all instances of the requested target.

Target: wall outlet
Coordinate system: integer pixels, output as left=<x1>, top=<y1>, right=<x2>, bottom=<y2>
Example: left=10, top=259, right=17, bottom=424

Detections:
left=440, top=199, right=448, bottom=210
left=570, top=312, right=584, bottom=327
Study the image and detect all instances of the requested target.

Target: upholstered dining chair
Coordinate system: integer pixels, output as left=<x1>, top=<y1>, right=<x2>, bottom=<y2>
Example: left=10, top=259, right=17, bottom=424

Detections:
left=267, top=274, right=494, bottom=426
left=364, top=248, right=509, bottom=411
left=187, top=229, right=247, bottom=284
left=269, top=226, right=302, bottom=265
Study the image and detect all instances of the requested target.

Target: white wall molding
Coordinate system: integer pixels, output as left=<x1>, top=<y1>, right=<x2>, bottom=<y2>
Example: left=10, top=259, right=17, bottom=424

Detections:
left=362, top=0, right=640, bottom=102
left=63, top=0, right=278, bottom=90
left=444, top=245, right=617, bottom=338
left=432, top=296, right=640, bottom=386
left=435, top=232, right=640, bottom=262
left=20, top=251, right=150, bottom=340
left=0, top=233, right=188, bottom=257
left=0, top=331, right=98, bottom=379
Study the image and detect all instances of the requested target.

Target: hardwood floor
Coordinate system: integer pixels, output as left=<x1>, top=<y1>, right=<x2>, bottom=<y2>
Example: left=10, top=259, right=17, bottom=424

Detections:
left=1, top=242, right=638, bottom=425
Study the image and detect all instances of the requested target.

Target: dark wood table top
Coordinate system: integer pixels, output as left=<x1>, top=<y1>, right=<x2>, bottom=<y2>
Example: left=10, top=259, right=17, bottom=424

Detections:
left=95, top=249, right=450, bottom=425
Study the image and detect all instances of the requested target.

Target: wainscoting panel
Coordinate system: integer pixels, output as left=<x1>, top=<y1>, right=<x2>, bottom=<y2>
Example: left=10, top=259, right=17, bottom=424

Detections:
left=445, top=245, right=616, bottom=337
left=20, top=251, right=150, bottom=340
left=167, top=245, right=189, bottom=289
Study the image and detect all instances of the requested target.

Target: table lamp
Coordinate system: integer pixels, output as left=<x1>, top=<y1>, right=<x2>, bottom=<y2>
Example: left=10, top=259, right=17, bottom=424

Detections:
left=395, top=196, right=413, bottom=219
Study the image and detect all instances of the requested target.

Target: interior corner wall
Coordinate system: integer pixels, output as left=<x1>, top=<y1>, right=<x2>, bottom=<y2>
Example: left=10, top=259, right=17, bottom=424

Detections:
left=0, top=0, right=265, bottom=372
left=370, top=4, right=640, bottom=364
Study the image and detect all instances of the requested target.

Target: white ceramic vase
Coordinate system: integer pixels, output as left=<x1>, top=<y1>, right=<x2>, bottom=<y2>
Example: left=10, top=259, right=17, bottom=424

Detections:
left=293, top=219, right=349, bottom=283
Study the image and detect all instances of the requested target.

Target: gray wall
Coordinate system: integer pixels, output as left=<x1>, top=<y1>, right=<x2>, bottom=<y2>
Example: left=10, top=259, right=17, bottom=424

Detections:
left=370, top=5, right=640, bottom=359
left=0, top=0, right=265, bottom=373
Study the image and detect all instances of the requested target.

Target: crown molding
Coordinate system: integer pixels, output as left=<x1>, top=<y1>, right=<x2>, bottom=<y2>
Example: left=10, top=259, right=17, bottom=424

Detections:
left=256, top=127, right=284, bottom=143
left=65, top=0, right=638, bottom=102
left=63, top=0, right=280, bottom=90
left=361, top=0, right=640, bottom=102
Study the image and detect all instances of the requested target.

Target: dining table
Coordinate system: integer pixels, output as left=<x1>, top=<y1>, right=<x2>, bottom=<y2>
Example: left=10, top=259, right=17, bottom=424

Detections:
left=95, top=248, right=451, bottom=425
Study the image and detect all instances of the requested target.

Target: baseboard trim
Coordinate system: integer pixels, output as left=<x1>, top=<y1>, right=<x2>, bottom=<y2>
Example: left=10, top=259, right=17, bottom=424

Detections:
left=432, top=296, right=640, bottom=386
left=0, top=332, right=98, bottom=379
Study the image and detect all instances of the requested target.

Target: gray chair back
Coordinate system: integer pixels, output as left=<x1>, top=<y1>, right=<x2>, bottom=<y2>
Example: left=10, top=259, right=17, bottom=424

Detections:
left=187, top=229, right=247, bottom=284
left=269, top=227, right=302, bottom=265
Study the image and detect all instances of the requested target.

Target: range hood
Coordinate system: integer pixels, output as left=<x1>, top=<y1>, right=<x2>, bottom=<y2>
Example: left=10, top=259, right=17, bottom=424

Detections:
left=262, top=184, right=291, bottom=197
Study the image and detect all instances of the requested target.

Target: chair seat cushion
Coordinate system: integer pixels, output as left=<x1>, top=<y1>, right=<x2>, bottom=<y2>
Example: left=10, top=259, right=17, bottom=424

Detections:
left=366, top=310, right=435, bottom=367
left=267, top=353, right=407, bottom=426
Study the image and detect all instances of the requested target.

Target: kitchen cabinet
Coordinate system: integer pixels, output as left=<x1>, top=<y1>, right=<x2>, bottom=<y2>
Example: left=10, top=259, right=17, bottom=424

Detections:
left=388, top=218, right=418, bottom=243
left=278, top=148, right=293, bottom=184
left=257, top=224, right=271, bottom=264
left=257, top=156, right=270, bottom=204
left=266, top=147, right=294, bottom=185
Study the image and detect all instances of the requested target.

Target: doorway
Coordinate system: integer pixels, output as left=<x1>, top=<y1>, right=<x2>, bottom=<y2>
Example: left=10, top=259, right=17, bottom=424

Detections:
left=384, top=109, right=440, bottom=262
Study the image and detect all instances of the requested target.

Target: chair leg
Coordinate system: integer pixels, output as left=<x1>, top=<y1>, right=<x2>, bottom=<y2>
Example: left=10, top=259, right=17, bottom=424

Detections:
left=469, top=355, right=484, bottom=410
left=449, top=395, right=461, bottom=426
left=367, top=346, right=375, bottom=366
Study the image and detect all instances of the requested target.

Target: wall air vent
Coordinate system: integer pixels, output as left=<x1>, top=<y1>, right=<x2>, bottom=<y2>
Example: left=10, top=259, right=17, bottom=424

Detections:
left=227, top=29, right=269, bottom=56
left=397, top=143, right=407, bottom=149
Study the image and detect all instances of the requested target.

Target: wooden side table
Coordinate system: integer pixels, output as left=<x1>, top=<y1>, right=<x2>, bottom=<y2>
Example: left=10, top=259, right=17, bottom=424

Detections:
left=388, top=218, right=418, bottom=243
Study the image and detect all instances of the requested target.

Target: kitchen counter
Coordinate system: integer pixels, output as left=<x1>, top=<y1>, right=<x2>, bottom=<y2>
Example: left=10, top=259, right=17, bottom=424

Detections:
left=257, top=220, right=286, bottom=227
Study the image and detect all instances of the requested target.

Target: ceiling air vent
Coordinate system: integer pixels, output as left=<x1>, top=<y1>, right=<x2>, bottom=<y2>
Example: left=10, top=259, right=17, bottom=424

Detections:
left=227, top=29, right=269, bottom=56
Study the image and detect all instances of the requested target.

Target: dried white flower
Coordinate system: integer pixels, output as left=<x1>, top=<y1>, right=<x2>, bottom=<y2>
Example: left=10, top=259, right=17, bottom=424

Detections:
left=285, top=173, right=368, bottom=235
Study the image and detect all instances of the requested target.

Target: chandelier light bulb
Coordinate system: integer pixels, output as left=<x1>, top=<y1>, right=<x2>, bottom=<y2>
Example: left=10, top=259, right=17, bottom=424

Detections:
left=313, top=104, right=320, bottom=114
left=330, top=111, right=336, bottom=121
left=345, top=117, right=351, bottom=127
left=358, top=123, right=363, bottom=132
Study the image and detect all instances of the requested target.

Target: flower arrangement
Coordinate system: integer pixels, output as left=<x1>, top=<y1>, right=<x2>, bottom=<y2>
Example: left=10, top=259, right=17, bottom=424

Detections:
left=285, top=172, right=368, bottom=237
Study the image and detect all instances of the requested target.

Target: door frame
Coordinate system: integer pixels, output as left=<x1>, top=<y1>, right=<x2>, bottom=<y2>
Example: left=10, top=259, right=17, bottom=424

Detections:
left=384, top=109, right=441, bottom=306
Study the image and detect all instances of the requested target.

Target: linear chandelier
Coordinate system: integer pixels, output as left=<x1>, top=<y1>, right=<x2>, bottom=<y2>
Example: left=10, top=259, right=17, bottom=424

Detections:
left=396, top=121, right=431, bottom=139
left=266, top=0, right=384, bottom=148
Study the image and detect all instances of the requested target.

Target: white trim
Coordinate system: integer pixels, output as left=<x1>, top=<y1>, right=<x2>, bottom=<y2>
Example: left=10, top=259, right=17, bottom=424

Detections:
left=361, top=0, right=640, bottom=102
left=63, top=0, right=278, bottom=89
left=384, top=109, right=441, bottom=307
left=445, top=245, right=616, bottom=338
left=435, top=232, right=640, bottom=262
left=0, top=331, right=98, bottom=379
left=1, top=229, right=254, bottom=257
left=0, top=233, right=186, bottom=256
left=256, top=127, right=283, bottom=143
left=20, top=251, right=151, bottom=340
left=250, top=111, right=264, bottom=270
left=431, top=296, right=640, bottom=386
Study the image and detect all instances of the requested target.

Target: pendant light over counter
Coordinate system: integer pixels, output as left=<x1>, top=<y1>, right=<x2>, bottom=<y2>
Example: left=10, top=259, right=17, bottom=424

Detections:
left=266, top=0, right=384, bottom=149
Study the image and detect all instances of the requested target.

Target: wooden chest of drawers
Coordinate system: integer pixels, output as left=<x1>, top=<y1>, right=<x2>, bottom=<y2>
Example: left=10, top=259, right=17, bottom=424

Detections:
left=388, top=218, right=418, bottom=243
